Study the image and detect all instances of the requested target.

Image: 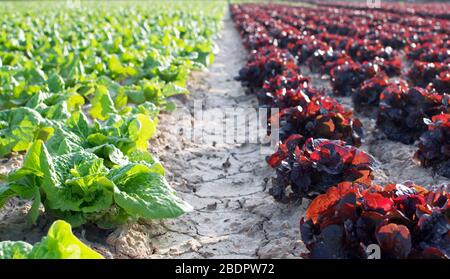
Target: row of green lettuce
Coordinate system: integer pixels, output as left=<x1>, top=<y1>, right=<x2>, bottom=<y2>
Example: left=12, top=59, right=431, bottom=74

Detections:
left=0, top=1, right=224, bottom=258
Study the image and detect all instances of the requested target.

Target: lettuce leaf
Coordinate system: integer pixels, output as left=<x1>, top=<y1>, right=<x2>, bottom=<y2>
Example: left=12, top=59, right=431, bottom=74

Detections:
left=127, top=114, right=157, bottom=151
left=87, top=144, right=129, bottom=168
left=109, top=164, right=192, bottom=219
left=6, top=140, right=55, bottom=223
left=66, top=111, right=91, bottom=139
left=0, top=107, right=53, bottom=157
left=128, top=149, right=165, bottom=176
left=47, top=73, right=65, bottom=93
left=0, top=241, right=33, bottom=259
left=89, top=85, right=117, bottom=121
left=7, top=141, right=114, bottom=224
left=29, top=220, right=103, bottom=259
left=43, top=149, right=114, bottom=214
left=44, top=120, right=84, bottom=155
left=0, top=220, right=103, bottom=259
left=87, top=113, right=157, bottom=155
left=0, top=183, right=16, bottom=208
left=4, top=140, right=186, bottom=227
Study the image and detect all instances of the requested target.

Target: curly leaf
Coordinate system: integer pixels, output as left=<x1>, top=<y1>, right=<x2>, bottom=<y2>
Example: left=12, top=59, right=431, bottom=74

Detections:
left=0, top=241, right=33, bottom=259
left=29, top=220, right=103, bottom=259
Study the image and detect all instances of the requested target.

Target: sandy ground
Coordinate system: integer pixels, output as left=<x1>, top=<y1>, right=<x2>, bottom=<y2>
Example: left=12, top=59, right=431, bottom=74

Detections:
left=0, top=11, right=448, bottom=259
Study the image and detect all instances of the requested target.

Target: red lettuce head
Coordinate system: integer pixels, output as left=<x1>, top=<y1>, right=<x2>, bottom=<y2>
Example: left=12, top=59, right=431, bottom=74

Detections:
left=300, top=182, right=450, bottom=259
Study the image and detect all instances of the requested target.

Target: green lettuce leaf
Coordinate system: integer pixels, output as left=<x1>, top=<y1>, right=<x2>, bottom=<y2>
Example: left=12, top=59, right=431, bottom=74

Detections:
left=7, top=141, right=114, bottom=224
left=109, top=164, right=192, bottom=219
left=89, top=85, right=117, bottom=121
left=128, top=149, right=165, bottom=176
left=127, top=113, right=157, bottom=151
left=8, top=139, right=53, bottom=198
left=0, top=241, right=33, bottom=259
left=87, top=144, right=129, bottom=168
left=47, top=73, right=65, bottom=93
left=59, top=53, right=85, bottom=85
left=43, top=150, right=114, bottom=214
left=44, top=120, right=84, bottom=155
left=6, top=140, right=55, bottom=223
left=0, top=107, right=53, bottom=157
left=86, top=206, right=130, bottom=229
left=0, top=183, right=15, bottom=208
left=41, top=101, right=71, bottom=120
left=28, top=220, right=104, bottom=259
left=87, top=113, right=157, bottom=155
left=66, top=111, right=91, bottom=139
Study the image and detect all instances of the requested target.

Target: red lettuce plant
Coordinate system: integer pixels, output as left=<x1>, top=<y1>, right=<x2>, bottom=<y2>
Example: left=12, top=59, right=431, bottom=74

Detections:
left=406, top=43, right=433, bottom=61
left=295, top=38, right=330, bottom=63
left=300, top=182, right=450, bottom=259
left=372, top=57, right=402, bottom=77
left=274, top=96, right=363, bottom=145
left=407, top=61, right=450, bottom=89
left=306, top=49, right=347, bottom=74
left=330, top=59, right=380, bottom=96
left=257, top=72, right=322, bottom=108
left=414, top=113, right=450, bottom=178
left=352, top=72, right=389, bottom=108
left=346, top=40, right=395, bottom=63
left=231, top=6, right=273, bottom=50
left=377, top=86, right=449, bottom=144
left=236, top=46, right=299, bottom=90
left=261, top=72, right=311, bottom=94
left=419, top=48, right=450, bottom=63
left=268, top=138, right=375, bottom=203
left=428, top=71, right=450, bottom=95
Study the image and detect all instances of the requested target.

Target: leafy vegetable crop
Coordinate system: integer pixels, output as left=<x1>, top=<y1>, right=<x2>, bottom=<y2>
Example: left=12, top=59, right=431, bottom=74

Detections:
left=408, top=62, right=450, bottom=89
left=0, top=220, right=103, bottom=259
left=330, top=60, right=380, bottom=96
left=232, top=2, right=450, bottom=259
left=2, top=140, right=191, bottom=227
left=275, top=96, right=363, bottom=145
left=0, top=1, right=224, bottom=232
left=414, top=113, right=450, bottom=178
left=236, top=46, right=299, bottom=90
left=352, top=72, right=389, bottom=108
left=268, top=137, right=375, bottom=203
left=301, top=182, right=449, bottom=259
left=377, top=86, right=449, bottom=144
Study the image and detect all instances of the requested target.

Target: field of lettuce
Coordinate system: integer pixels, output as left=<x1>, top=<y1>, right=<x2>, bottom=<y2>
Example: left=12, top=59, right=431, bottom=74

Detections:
left=232, top=2, right=449, bottom=259
left=0, top=0, right=448, bottom=260
left=0, top=1, right=223, bottom=259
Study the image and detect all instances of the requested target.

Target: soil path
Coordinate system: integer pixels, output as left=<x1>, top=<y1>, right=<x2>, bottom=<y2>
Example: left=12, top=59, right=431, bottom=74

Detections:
left=106, top=11, right=307, bottom=259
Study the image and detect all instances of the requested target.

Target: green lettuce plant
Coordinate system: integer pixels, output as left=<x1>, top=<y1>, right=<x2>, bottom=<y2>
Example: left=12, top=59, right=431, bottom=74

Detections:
left=1, top=140, right=191, bottom=228
left=0, top=220, right=104, bottom=259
